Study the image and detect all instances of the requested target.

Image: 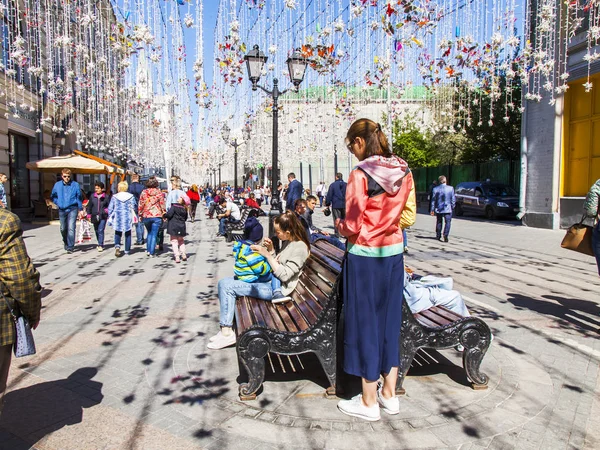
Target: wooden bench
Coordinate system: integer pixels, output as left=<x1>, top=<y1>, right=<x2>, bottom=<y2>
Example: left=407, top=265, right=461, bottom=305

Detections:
left=235, top=240, right=341, bottom=400
left=224, top=207, right=261, bottom=242
left=234, top=239, right=491, bottom=400
left=314, top=240, right=492, bottom=393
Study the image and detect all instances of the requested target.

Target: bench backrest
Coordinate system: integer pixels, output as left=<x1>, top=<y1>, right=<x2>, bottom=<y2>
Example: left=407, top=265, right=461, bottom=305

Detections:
left=235, top=239, right=342, bottom=335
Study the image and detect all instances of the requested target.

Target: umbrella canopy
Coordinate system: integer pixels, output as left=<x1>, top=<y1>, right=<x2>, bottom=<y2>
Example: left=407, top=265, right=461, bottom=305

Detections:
left=26, top=154, right=121, bottom=174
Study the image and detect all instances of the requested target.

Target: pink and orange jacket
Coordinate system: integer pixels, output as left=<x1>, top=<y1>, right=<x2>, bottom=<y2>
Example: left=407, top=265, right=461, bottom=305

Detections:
left=337, top=155, right=416, bottom=257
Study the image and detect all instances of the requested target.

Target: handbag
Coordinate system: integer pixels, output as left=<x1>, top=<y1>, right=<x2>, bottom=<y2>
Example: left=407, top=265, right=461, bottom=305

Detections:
left=561, top=215, right=595, bottom=256
left=1, top=289, right=36, bottom=358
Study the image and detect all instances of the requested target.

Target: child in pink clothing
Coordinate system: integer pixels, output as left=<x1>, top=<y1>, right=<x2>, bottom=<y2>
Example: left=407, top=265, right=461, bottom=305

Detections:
left=165, top=195, right=189, bottom=263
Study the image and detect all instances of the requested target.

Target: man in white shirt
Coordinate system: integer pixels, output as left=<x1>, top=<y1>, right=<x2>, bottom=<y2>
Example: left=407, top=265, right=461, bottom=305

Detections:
left=217, top=197, right=241, bottom=236
left=315, top=181, right=326, bottom=208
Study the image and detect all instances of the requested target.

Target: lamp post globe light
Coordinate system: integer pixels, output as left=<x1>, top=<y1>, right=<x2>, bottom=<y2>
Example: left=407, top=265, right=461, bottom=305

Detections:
left=244, top=45, right=308, bottom=234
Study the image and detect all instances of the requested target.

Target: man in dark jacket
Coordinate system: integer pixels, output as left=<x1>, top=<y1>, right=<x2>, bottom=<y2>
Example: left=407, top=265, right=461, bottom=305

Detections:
left=284, top=173, right=303, bottom=212
left=51, top=168, right=83, bottom=253
left=430, top=175, right=456, bottom=242
left=325, top=173, right=347, bottom=237
left=128, top=173, right=145, bottom=245
left=0, top=208, right=42, bottom=414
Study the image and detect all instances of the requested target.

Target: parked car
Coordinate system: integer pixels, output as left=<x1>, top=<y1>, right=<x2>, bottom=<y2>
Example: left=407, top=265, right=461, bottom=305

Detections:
left=454, top=181, right=519, bottom=219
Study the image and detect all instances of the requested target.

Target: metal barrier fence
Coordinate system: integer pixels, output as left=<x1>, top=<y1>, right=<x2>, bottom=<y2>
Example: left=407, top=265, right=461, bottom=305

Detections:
left=411, top=160, right=520, bottom=193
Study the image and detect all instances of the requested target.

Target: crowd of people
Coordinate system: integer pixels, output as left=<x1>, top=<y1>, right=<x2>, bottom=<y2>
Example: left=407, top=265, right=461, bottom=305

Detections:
left=1, top=117, right=599, bottom=426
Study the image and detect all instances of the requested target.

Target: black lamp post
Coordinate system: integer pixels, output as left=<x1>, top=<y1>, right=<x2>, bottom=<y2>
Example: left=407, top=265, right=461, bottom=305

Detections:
left=222, top=124, right=251, bottom=193
left=244, top=45, right=308, bottom=234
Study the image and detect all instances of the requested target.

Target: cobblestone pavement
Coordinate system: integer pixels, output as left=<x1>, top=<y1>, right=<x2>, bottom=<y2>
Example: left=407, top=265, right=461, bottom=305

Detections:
left=0, top=205, right=598, bottom=450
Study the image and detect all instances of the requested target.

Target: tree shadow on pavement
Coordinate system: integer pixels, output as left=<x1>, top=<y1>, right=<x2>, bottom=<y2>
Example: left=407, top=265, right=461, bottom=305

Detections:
left=505, top=293, right=600, bottom=336
left=0, top=368, right=103, bottom=448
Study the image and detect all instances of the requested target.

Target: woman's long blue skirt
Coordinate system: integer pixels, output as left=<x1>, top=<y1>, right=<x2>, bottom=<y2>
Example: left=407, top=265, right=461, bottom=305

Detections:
left=342, top=252, right=404, bottom=382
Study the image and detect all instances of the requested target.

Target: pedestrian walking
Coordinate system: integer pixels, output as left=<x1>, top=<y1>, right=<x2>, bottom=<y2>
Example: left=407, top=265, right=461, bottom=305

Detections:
left=0, top=208, right=42, bottom=415
left=430, top=175, right=456, bottom=242
left=51, top=168, right=83, bottom=253
left=128, top=173, right=145, bottom=245
left=208, top=211, right=309, bottom=350
left=264, top=185, right=271, bottom=205
left=166, top=176, right=184, bottom=210
left=315, top=181, right=326, bottom=207
left=284, top=173, right=303, bottom=211
left=166, top=195, right=189, bottom=263
left=336, top=118, right=416, bottom=422
left=584, top=178, right=600, bottom=276
left=138, top=177, right=166, bottom=257
left=187, top=184, right=200, bottom=222
left=325, top=173, right=347, bottom=237
left=108, top=181, right=137, bottom=257
left=0, top=173, right=7, bottom=208
left=86, top=182, right=110, bottom=251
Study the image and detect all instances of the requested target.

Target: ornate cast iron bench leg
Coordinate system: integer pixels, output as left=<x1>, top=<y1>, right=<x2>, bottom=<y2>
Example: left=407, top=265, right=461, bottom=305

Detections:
left=237, top=331, right=271, bottom=401
left=460, top=320, right=491, bottom=390
left=313, top=332, right=337, bottom=397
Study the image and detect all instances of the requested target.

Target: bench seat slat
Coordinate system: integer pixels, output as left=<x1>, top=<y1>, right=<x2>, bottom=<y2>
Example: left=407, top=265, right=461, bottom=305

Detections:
left=236, top=297, right=253, bottom=334
left=414, top=313, right=441, bottom=329
left=419, top=309, right=453, bottom=327
left=274, top=303, right=298, bottom=332
left=295, top=281, right=325, bottom=314
left=284, top=302, right=310, bottom=331
left=299, top=269, right=334, bottom=307
left=256, top=299, right=278, bottom=330
left=291, top=291, right=320, bottom=325
left=248, top=298, right=269, bottom=328
left=430, top=306, right=465, bottom=322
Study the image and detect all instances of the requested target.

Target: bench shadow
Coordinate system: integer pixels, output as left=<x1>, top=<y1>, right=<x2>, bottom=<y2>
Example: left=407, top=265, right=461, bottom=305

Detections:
left=405, top=348, right=471, bottom=388
left=235, top=352, right=332, bottom=391
left=0, top=368, right=103, bottom=446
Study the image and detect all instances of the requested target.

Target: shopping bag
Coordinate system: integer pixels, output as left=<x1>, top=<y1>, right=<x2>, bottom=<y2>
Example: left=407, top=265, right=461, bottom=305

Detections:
left=561, top=216, right=594, bottom=256
left=77, top=220, right=92, bottom=244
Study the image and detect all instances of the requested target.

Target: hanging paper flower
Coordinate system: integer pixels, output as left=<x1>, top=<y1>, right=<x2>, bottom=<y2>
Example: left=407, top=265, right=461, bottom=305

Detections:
left=268, top=44, right=277, bottom=55
left=132, top=25, right=155, bottom=44
left=184, top=14, right=194, bottom=28
left=285, top=0, right=298, bottom=9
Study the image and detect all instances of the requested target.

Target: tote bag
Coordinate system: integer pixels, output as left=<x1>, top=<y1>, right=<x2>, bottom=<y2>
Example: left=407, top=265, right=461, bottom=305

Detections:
left=561, top=215, right=595, bottom=256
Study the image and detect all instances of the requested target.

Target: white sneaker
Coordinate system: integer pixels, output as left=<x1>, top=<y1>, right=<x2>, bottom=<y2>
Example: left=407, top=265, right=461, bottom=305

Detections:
left=207, top=332, right=236, bottom=350
left=377, top=385, right=400, bottom=415
left=337, top=394, right=380, bottom=421
left=209, top=331, right=223, bottom=342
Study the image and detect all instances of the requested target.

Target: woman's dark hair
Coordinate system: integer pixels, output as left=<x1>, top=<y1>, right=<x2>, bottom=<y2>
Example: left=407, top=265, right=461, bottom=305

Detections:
left=146, top=176, right=159, bottom=189
left=346, top=118, right=392, bottom=158
left=273, top=211, right=310, bottom=251
left=94, top=181, right=104, bottom=190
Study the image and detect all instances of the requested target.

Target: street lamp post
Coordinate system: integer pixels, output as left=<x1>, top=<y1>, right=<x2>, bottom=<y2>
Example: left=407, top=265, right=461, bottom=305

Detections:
left=222, top=124, right=251, bottom=192
left=244, top=45, right=308, bottom=235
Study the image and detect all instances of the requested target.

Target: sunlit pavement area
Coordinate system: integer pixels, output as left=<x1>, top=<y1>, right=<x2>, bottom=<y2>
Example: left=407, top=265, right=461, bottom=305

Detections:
left=0, top=207, right=598, bottom=450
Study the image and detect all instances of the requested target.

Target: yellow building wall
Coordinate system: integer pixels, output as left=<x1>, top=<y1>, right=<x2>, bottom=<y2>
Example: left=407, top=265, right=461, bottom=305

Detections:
left=564, top=73, right=600, bottom=196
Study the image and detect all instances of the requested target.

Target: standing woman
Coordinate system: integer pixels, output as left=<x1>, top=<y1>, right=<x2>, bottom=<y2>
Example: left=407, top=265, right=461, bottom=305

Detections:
left=138, top=176, right=166, bottom=257
left=86, top=181, right=110, bottom=251
left=336, top=118, right=416, bottom=422
left=584, top=178, right=600, bottom=276
left=187, top=184, right=200, bottom=222
left=108, top=181, right=137, bottom=257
